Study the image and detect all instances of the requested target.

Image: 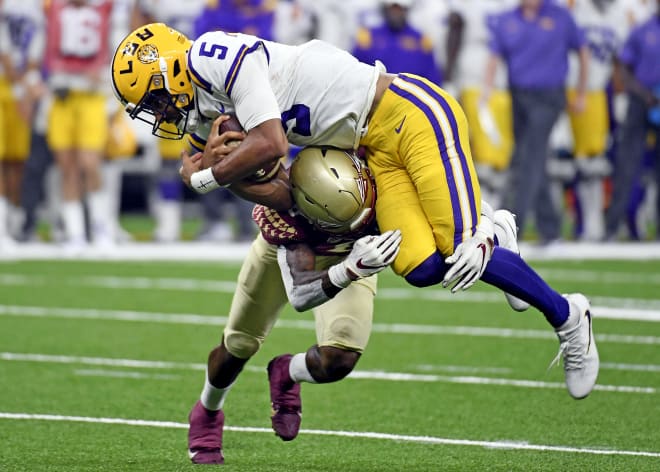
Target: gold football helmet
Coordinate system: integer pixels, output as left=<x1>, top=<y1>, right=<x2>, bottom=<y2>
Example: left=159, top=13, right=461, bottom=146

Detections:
left=111, top=23, right=193, bottom=139
left=290, top=147, right=377, bottom=234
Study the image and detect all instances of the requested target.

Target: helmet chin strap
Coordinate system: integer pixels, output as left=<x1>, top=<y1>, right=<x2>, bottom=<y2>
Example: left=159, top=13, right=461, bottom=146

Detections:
left=182, top=109, right=199, bottom=133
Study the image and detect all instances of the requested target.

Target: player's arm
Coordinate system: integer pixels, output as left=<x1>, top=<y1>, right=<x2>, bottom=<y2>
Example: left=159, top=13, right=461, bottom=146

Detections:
left=278, top=230, right=402, bottom=312
left=182, top=116, right=292, bottom=209
left=228, top=165, right=292, bottom=211
left=198, top=43, right=288, bottom=185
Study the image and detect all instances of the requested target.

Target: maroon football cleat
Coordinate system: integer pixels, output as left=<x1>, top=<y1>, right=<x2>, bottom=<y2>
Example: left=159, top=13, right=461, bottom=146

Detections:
left=267, top=354, right=302, bottom=441
left=187, top=400, right=225, bottom=464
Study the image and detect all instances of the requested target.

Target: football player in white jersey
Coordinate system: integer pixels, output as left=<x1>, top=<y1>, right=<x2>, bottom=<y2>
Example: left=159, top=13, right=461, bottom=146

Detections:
left=112, top=24, right=600, bottom=410
left=0, top=0, right=45, bottom=247
left=446, top=0, right=517, bottom=208
left=560, top=0, right=628, bottom=241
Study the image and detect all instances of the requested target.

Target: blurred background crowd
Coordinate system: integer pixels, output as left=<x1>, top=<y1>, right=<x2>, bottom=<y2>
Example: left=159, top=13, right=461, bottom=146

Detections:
left=0, top=0, right=659, bottom=254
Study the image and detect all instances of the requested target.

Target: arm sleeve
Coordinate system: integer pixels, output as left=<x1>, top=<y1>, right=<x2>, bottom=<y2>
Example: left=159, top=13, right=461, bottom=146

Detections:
left=227, top=48, right=282, bottom=131
left=277, top=246, right=333, bottom=312
left=565, top=11, right=586, bottom=51
left=189, top=33, right=281, bottom=131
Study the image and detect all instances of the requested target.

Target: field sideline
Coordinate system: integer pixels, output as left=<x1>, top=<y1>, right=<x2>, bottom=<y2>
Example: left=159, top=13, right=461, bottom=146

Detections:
left=1, top=254, right=659, bottom=470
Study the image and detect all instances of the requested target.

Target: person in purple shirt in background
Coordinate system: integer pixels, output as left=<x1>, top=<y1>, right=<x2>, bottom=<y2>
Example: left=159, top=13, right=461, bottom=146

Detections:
left=351, top=0, right=442, bottom=86
left=192, top=0, right=278, bottom=242
left=484, top=0, right=590, bottom=244
left=195, top=0, right=276, bottom=40
left=606, top=0, right=660, bottom=240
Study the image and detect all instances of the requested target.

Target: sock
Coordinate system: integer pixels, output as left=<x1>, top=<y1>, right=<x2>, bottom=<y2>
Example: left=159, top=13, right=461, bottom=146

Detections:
left=200, top=373, right=233, bottom=411
left=288, top=352, right=317, bottom=383
left=8, top=204, right=24, bottom=238
left=576, top=178, right=604, bottom=241
left=481, top=247, right=569, bottom=328
left=61, top=200, right=86, bottom=243
left=153, top=200, right=182, bottom=242
left=87, top=190, right=113, bottom=241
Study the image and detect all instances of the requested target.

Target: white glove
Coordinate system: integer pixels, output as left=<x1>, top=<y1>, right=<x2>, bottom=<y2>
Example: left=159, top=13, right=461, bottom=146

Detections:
left=442, top=201, right=495, bottom=292
left=328, top=229, right=402, bottom=288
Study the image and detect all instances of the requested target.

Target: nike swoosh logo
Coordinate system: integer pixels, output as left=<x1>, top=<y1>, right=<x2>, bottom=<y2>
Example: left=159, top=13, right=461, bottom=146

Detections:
left=395, top=115, right=406, bottom=134
left=585, top=309, right=592, bottom=353
left=477, top=243, right=487, bottom=273
left=356, top=259, right=385, bottom=270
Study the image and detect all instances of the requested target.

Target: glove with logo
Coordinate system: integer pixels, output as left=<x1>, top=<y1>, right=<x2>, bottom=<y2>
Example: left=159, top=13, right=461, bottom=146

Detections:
left=328, top=229, right=402, bottom=288
left=442, top=201, right=495, bottom=292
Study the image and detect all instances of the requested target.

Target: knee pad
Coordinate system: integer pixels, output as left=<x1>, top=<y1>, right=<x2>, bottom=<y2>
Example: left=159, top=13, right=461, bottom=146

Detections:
left=223, top=328, right=262, bottom=359
left=405, top=251, right=448, bottom=287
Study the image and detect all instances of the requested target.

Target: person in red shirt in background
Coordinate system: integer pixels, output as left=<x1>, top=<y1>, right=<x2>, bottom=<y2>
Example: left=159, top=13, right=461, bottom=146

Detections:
left=44, top=0, right=113, bottom=250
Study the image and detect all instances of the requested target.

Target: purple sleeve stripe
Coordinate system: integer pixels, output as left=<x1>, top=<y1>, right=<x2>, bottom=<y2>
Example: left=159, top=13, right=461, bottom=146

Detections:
left=399, top=74, right=479, bottom=233
left=224, top=42, right=270, bottom=98
left=187, top=52, right=213, bottom=93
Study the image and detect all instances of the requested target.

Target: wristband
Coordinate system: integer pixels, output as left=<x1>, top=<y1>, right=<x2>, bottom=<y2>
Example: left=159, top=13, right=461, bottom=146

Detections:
left=190, top=168, right=221, bottom=194
left=328, top=263, right=352, bottom=289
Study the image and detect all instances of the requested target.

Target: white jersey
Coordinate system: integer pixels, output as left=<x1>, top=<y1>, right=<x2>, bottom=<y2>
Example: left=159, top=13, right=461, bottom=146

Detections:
left=448, top=0, right=516, bottom=90
left=0, top=0, right=45, bottom=75
left=136, top=0, right=206, bottom=38
left=622, top=0, right=657, bottom=25
left=188, top=31, right=380, bottom=149
left=564, top=0, right=628, bottom=90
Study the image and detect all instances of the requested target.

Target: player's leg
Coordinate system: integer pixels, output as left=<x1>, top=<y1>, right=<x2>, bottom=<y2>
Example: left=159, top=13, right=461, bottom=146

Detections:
left=366, top=75, right=597, bottom=398
left=569, top=90, right=610, bottom=241
left=188, top=234, right=288, bottom=464
left=460, top=87, right=514, bottom=208
left=0, top=87, right=14, bottom=249
left=77, top=92, right=110, bottom=246
left=3, top=96, right=32, bottom=238
left=153, top=137, right=185, bottom=242
left=267, top=267, right=376, bottom=441
left=48, top=93, right=86, bottom=247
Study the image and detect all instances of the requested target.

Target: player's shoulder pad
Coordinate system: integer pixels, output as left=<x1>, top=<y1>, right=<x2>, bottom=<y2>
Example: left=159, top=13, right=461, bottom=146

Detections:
left=252, top=205, right=309, bottom=245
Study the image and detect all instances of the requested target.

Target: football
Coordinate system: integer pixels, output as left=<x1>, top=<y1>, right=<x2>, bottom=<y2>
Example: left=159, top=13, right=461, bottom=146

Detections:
left=219, top=114, right=245, bottom=148
left=219, top=114, right=244, bottom=135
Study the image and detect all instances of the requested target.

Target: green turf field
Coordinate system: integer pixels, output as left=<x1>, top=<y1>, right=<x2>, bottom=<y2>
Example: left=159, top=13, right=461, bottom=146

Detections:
left=1, top=258, right=659, bottom=471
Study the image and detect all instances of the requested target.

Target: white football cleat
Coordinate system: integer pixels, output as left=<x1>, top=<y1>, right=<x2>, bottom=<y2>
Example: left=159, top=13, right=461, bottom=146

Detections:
left=493, top=210, right=530, bottom=312
left=552, top=293, right=599, bottom=399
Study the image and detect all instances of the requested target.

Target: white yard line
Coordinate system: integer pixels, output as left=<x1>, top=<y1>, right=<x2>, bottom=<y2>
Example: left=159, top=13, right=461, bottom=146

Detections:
left=1, top=352, right=656, bottom=395
left=1, top=412, right=659, bottom=458
left=2, top=273, right=660, bottom=311
left=601, top=362, right=660, bottom=373
left=73, top=369, right=180, bottom=380
left=1, top=304, right=660, bottom=345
